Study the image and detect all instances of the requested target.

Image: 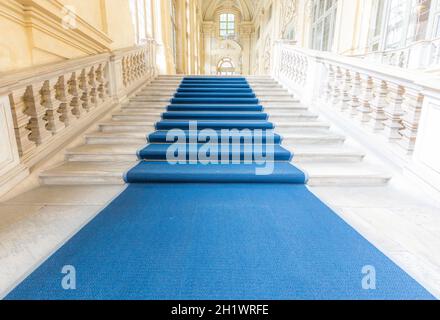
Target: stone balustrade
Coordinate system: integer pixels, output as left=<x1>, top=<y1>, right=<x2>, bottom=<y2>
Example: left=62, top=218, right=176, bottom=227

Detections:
left=352, top=37, right=440, bottom=70
left=273, top=42, right=440, bottom=156
left=0, top=42, right=157, bottom=195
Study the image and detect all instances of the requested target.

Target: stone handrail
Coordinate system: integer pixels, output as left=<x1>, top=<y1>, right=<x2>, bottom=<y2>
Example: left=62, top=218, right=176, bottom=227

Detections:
left=350, top=37, right=440, bottom=70
left=272, top=42, right=440, bottom=156
left=0, top=41, right=157, bottom=170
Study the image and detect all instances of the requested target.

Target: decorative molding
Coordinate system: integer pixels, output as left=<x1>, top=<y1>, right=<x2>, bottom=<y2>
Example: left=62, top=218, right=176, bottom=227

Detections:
left=0, top=0, right=113, bottom=59
left=280, top=0, right=297, bottom=38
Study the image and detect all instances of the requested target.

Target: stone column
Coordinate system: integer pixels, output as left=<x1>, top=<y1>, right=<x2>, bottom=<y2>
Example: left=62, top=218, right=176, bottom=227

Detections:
left=202, top=22, right=214, bottom=75
left=240, top=23, right=253, bottom=76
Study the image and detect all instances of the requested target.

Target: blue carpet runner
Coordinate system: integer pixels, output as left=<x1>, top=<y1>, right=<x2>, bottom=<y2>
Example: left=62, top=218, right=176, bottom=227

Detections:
left=5, top=77, right=434, bottom=300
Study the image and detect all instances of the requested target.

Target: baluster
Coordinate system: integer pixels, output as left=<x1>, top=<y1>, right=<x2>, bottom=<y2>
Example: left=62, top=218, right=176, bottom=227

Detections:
left=384, top=83, right=405, bottom=141
left=41, top=79, right=65, bottom=134
left=369, top=79, right=388, bottom=131
left=338, top=68, right=352, bottom=111
left=95, top=64, right=106, bottom=103
left=358, top=74, right=373, bottom=123
left=399, top=87, right=424, bottom=154
left=26, top=83, right=52, bottom=144
left=67, top=72, right=81, bottom=119
left=79, top=69, right=91, bottom=112
left=350, top=72, right=361, bottom=117
left=8, top=87, right=38, bottom=157
left=324, top=64, right=335, bottom=102
left=55, top=76, right=69, bottom=127
left=88, top=66, right=98, bottom=108
left=331, top=66, right=342, bottom=107
left=104, top=62, right=110, bottom=97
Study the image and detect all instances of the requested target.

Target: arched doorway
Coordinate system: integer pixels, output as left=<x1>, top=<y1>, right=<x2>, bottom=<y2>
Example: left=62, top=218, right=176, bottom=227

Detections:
left=217, top=57, right=235, bottom=75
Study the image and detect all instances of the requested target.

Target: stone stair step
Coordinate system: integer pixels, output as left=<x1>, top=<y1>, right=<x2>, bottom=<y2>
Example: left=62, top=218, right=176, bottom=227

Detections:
left=64, top=143, right=363, bottom=163
left=281, top=132, right=345, bottom=145
left=99, top=121, right=155, bottom=132
left=296, top=163, right=392, bottom=186
left=40, top=161, right=134, bottom=185
left=66, top=144, right=142, bottom=162
left=85, top=131, right=148, bottom=145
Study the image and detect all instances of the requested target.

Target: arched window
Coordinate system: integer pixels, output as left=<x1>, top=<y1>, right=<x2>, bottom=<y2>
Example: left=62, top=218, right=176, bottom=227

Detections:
left=217, top=57, right=235, bottom=75
left=219, top=13, right=235, bottom=38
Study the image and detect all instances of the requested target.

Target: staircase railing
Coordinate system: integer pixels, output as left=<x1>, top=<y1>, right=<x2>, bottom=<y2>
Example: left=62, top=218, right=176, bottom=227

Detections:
left=0, top=41, right=157, bottom=194
left=350, top=38, right=440, bottom=70
left=272, top=41, right=440, bottom=191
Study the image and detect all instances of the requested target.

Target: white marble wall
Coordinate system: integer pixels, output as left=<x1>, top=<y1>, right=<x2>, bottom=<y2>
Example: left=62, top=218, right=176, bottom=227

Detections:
left=414, top=96, right=440, bottom=192
left=0, top=95, right=27, bottom=196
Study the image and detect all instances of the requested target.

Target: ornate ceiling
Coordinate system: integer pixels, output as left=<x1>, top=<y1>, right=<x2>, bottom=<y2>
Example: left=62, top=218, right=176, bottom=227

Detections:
left=201, top=0, right=257, bottom=21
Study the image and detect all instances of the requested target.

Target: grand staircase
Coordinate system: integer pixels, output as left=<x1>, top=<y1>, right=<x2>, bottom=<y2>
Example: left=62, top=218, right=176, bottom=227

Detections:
left=40, top=75, right=391, bottom=186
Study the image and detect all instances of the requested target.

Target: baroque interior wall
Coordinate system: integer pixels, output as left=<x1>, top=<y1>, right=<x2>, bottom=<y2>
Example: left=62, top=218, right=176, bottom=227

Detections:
left=0, top=0, right=136, bottom=73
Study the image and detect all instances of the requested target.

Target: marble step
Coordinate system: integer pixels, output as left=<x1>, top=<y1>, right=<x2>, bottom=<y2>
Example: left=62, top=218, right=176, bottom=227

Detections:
left=111, top=112, right=318, bottom=122
left=297, top=163, right=392, bottom=186
left=85, top=131, right=148, bottom=145
left=40, top=161, right=389, bottom=187
left=259, top=97, right=300, bottom=103
left=137, top=91, right=175, bottom=97
left=121, top=103, right=169, bottom=110
left=112, top=113, right=163, bottom=121
left=281, top=132, right=345, bottom=145
left=40, top=161, right=133, bottom=185
left=65, top=144, right=141, bottom=162
left=275, top=121, right=330, bottom=130
left=84, top=131, right=344, bottom=146
left=65, top=144, right=364, bottom=163
left=99, top=121, right=155, bottom=132
left=287, top=145, right=365, bottom=163
left=131, top=96, right=171, bottom=102
left=140, top=86, right=180, bottom=91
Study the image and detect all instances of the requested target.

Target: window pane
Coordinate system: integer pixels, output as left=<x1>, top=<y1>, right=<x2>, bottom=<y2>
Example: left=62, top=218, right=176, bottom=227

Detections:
left=385, top=0, right=405, bottom=49
left=407, top=0, right=432, bottom=43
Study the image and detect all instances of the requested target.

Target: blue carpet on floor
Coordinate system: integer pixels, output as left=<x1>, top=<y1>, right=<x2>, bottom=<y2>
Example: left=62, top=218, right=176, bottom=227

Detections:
left=5, top=76, right=435, bottom=300
left=6, top=184, right=434, bottom=300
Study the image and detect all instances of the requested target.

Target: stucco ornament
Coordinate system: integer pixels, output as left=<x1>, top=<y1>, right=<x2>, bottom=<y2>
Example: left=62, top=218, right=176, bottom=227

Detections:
left=263, top=36, right=272, bottom=73
left=281, top=0, right=297, bottom=37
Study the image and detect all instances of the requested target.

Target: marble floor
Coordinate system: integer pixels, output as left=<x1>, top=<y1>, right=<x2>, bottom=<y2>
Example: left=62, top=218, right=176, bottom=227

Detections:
left=0, top=180, right=439, bottom=299
left=0, top=185, right=126, bottom=299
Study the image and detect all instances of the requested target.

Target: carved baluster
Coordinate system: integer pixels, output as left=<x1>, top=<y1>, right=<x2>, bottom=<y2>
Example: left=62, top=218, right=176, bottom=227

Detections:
left=331, top=66, right=343, bottom=107
left=399, top=87, right=424, bottom=154
left=67, top=72, right=81, bottom=119
left=384, top=83, right=405, bottom=141
left=350, top=72, right=361, bottom=117
left=104, top=62, right=111, bottom=97
left=79, top=69, right=91, bottom=112
left=95, top=64, right=106, bottom=103
left=338, top=68, right=352, bottom=112
left=369, top=79, right=388, bottom=131
left=41, top=79, right=65, bottom=134
left=324, top=64, right=335, bottom=102
left=8, top=87, right=37, bottom=157
left=88, top=66, right=98, bottom=108
left=358, top=74, right=373, bottom=123
left=55, top=76, right=69, bottom=127
left=26, top=83, right=52, bottom=144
